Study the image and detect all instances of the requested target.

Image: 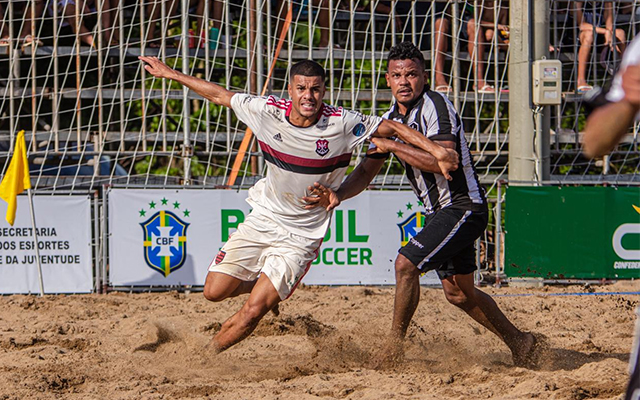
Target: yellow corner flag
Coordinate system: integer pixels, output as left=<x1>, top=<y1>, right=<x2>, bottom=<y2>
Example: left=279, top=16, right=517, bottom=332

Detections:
left=0, top=130, right=31, bottom=225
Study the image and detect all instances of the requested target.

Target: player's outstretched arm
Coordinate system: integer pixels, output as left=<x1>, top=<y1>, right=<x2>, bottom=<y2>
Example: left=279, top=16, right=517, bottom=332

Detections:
left=302, top=157, right=385, bottom=211
left=370, top=137, right=456, bottom=174
left=583, top=65, right=640, bottom=158
left=138, top=56, right=234, bottom=108
left=374, top=119, right=459, bottom=180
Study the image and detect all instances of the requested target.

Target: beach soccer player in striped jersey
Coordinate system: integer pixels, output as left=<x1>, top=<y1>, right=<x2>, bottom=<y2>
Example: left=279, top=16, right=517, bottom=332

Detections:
left=139, top=55, right=459, bottom=354
left=303, top=42, right=538, bottom=368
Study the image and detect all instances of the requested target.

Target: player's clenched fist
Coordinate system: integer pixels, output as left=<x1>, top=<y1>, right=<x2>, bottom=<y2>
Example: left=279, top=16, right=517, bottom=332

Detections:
left=437, top=148, right=459, bottom=181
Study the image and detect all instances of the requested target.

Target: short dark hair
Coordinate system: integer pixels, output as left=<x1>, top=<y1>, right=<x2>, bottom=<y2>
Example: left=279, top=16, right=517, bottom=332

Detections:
left=290, top=60, right=326, bottom=82
left=387, top=41, right=425, bottom=71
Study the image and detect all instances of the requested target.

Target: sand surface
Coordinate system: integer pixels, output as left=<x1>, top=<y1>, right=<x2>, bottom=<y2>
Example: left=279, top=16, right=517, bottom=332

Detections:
left=0, top=281, right=638, bottom=399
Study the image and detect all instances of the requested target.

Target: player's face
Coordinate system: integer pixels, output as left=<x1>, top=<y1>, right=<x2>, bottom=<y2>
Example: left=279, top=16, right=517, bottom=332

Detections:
left=288, top=75, right=326, bottom=124
left=386, top=58, right=427, bottom=113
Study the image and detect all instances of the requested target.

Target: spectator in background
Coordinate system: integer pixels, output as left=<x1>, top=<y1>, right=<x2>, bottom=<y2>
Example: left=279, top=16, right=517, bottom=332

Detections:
left=195, top=0, right=223, bottom=49
left=19, top=0, right=45, bottom=48
left=27, top=0, right=114, bottom=48
left=574, top=1, right=627, bottom=94
left=0, top=2, right=9, bottom=46
left=147, top=0, right=222, bottom=49
left=391, top=1, right=430, bottom=46
left=275, top=0, right=332, bottom=49
left=433, top=1, right=509, bottom=94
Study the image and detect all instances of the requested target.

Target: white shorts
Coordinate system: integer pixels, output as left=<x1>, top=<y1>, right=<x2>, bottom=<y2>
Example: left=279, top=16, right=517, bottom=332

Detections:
left=208, top=212, right=322, bottom=300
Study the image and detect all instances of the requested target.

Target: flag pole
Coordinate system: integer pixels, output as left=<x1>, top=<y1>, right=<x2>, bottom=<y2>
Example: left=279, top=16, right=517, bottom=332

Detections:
left=0, top=130, right=42, bottom=295
left=26, top=188, right=44, bottom=296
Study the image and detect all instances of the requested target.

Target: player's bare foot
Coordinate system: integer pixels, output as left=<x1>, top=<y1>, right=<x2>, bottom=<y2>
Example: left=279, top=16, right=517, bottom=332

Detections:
left=203, top=339, right=222, bottom=355
left=370, top=338, right=404, bottom=370
left=511, top=332, right=540, bottom=368
left=271, top=303, right=280, bottom=317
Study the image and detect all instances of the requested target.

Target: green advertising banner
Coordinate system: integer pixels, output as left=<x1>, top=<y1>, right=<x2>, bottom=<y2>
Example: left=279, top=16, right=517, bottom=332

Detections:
left=505, top=186, right=640, bottom=279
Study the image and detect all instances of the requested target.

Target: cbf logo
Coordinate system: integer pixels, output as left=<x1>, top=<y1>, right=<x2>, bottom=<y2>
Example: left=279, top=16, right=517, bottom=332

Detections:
left=396, top=200, right=426, bottom=246
left=316, top=139, right=329, bottom=156
left=139, top=198, right=191, bottom=277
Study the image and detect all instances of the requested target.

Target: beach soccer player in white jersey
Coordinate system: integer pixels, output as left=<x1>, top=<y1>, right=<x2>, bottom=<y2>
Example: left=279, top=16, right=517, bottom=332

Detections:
left=138, top=55, right=459, bottom=353
left=303, top=42, right=538, bottom=368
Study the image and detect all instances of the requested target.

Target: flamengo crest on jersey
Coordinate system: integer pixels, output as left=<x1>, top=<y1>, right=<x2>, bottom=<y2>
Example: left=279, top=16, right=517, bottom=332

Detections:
left=230, top=93, right=382, bottom=238
left=315, top=139, right=329, bottom=156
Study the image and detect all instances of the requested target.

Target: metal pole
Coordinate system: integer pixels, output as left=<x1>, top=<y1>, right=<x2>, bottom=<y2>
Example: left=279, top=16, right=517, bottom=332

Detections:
left=224, top=0, right=231, bottom=152
left=508, top=0, right=535, bottom=184
left=451, top=0, right=460, bottom=110
left=182, top=0, right=192, bottom=184
left=473, top=0, right=479, bottom=149
left=287, top=0, right=293, bottom=82
left=307, top=0, right=312, bottom=58
left=96, top=0, right=104, bottom=179
left=534, top=0, right=550, bottom=181
left=26, top=189, right=45, bottom=296
left=411, top=0, right=416, bottom=45
left=53, top=0, right=60, bottom=152
left=328, top=0, right=334, bottom=104
left=493, top=0, right=499, bottom=154
left=204, top=0, right=210, bottom=152
left=30, top=0, right=37, bottom=152
left=371, top=0, right=377, bottom=114
left=101, top=190, right=107, bottom=293
left=391, top=0, right=396, bottom=47
left=75, top=0, right=81, bottom=146
left=93, top=191, right=101, bottom=292
left=350, top=0, right=355, bottom=108
left=161, top=0, right=168, bottom=152
left=141, top=0, right=148, bottom=153
left=118, top=0, right=125, bottom=151
left=8, top=0, right=15, bottom=147
left=257, top=0, right=264, bottom=93
left=495, top=180, right=502, bottom=285
left=256, top=0, right=264, bottom=174
left=430, top=1, right=435, bottom=89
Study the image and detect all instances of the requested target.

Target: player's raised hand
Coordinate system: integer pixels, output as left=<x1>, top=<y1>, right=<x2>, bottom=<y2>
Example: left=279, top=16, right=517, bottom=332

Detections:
left=302, top=182, right=341, bottom=211
left=138, top=56, right=176, bottom=80
left=436, top=148, right=459, bottom=181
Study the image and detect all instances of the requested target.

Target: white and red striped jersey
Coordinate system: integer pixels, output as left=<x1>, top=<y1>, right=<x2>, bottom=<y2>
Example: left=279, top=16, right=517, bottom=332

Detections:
left=230, top=93, right=382, bottom=239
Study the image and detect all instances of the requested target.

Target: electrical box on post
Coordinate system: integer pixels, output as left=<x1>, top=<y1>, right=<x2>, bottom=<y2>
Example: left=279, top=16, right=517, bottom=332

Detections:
left=532, top=59, right=562, bottom=105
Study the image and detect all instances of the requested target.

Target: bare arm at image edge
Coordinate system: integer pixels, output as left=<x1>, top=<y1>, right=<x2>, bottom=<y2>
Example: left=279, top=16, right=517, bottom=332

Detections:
left=583, top=65, right=640, bottom=159
left=139, top=56, right=235, bottom=108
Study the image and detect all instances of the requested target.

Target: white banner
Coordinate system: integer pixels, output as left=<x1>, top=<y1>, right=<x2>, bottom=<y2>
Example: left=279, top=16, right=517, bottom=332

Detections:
left=305, top=191, right=440, bottom=285
left=0, top=196, right=93, bottom=294
left=108, top=189, right=243, bottom=286
left=107, top=189, right=439, bottom=287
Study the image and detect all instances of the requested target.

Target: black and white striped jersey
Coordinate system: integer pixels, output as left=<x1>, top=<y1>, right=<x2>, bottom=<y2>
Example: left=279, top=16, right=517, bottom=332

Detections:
left=381, top=87, right=486, bottom=214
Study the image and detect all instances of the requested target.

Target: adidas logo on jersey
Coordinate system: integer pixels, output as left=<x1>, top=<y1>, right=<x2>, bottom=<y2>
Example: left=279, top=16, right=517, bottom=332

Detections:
left=273, top=133, right=283, bottom=142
